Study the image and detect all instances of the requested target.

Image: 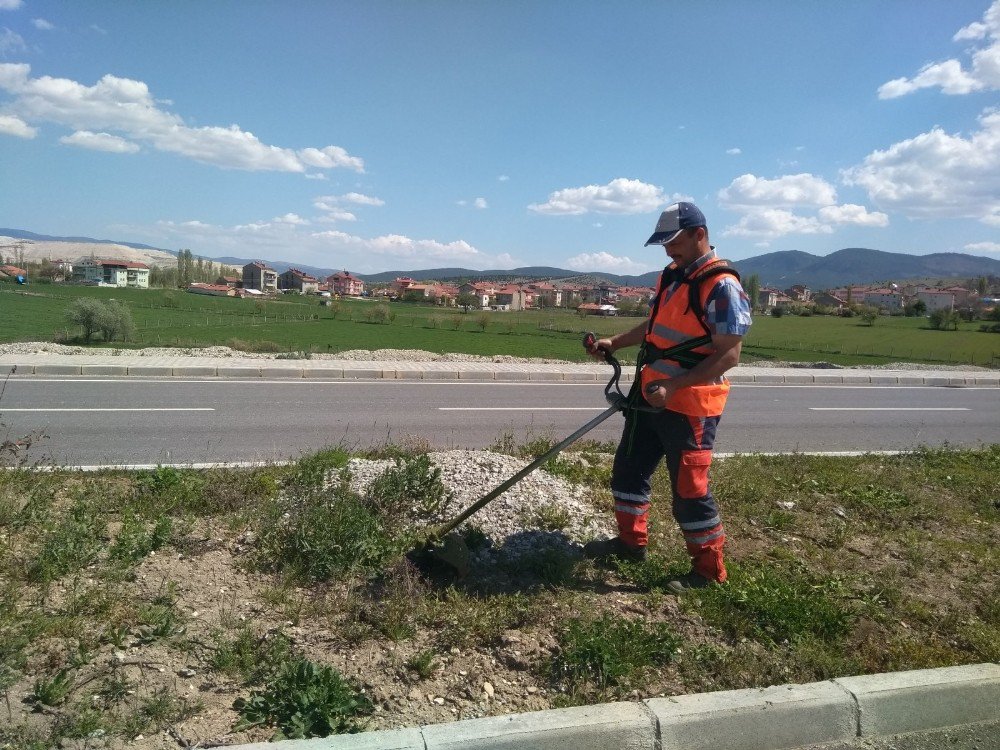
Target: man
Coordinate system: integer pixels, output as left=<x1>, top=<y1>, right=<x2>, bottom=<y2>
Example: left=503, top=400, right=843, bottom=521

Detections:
left=584, top=201, right=752, bottom=594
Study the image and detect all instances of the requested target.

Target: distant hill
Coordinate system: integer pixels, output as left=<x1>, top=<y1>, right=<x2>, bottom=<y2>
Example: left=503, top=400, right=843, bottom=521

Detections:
left=732, top=248, right=1000, bottom=288
left=3, top=228, right=998, bottom=289
left=0, top=228, right=168, bottom=253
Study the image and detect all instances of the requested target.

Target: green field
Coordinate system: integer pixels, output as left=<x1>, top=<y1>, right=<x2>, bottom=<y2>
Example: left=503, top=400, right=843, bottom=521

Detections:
left=1, top=282, right=998, bottom=366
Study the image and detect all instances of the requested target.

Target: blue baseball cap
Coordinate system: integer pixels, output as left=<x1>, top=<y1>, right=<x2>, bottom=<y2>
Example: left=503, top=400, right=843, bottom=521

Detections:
left=644, top=201, right=706, bottom=246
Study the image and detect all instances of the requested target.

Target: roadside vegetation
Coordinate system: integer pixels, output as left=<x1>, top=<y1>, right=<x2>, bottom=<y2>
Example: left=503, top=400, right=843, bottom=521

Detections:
left=0, top=439, right=996, bottom=746
left=2, top=282, right=999, bottom=366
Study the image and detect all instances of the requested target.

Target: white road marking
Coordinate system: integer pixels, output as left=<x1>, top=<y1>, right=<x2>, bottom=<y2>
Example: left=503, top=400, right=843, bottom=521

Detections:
left=2, top=408, right=215, bottom=412
left=808, top=407, right=970, bottom=411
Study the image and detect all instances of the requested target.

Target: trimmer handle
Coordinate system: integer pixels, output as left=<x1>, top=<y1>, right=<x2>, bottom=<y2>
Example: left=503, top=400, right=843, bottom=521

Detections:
left=582, top=331, right=609, bottom=356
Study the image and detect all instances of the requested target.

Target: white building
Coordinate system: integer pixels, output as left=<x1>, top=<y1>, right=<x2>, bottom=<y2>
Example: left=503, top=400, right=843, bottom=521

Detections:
left=72, top=259, right=150, bottom=288
left=915, top=290, right=955, bottom=312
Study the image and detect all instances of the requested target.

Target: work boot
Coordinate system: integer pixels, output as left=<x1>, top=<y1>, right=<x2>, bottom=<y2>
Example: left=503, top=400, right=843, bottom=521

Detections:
left=582, top=536, right=647, bottom=563
left=666, top=570, right=714, bottom=595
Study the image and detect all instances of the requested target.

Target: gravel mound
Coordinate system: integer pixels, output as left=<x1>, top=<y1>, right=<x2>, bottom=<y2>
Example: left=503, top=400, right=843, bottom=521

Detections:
left=347, top=450, right=612, bottom=562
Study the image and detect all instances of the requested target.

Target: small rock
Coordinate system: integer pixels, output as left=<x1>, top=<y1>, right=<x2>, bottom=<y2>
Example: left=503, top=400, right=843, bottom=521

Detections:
left=112, top=651, right=127, bottom=664
left=832, top=506, right=848, bottom=519
left=433, top=696, right=446, bottom=705
left=407, top=688, right=423, bottom=701
left=482, top=682, right=495, bottom=698
left=775, top=501, right=795, bottom=510
left=526, top=686, right=537, bottom=694
left=178, top=668, right=197, bottom=678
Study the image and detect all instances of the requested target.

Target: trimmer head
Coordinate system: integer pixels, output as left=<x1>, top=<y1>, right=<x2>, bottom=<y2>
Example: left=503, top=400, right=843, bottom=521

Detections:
left=405, top=531, right=471, bottom=579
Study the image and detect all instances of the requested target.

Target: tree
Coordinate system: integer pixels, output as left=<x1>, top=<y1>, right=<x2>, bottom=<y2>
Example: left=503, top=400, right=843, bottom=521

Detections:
left=456, top=293, right=478, bottom=312
left=929, top=309, right=959, bottom=331
left=860, top=306, right=878, bottom=326
left=745, top=274, right=761, bottom=312
left=97, top=300, right=135, bottom=342
left=977, top=277, right=988, bottom=297
left=66, top=298, right=106, bottom=342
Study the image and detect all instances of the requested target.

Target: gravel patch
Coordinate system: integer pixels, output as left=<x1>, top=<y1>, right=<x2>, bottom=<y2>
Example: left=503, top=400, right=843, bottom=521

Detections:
left=347, top=450, right=612, bottom=563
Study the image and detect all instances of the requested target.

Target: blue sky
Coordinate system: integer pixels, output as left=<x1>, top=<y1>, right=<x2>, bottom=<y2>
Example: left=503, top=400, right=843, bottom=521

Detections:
left=1, top=0, right=999, bottom=275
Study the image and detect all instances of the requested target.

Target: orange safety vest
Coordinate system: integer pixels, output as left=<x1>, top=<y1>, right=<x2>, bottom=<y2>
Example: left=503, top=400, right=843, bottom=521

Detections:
left=639, top=258, right=740, bottom=417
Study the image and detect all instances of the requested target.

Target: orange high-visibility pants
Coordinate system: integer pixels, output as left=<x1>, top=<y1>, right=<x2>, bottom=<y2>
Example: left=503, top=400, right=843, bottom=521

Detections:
left=609, top=408, right=726, bottom=583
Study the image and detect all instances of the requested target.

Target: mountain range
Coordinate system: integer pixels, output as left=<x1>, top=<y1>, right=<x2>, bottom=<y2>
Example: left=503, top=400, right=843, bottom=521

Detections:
left=2, top=229, right=999, bottom=290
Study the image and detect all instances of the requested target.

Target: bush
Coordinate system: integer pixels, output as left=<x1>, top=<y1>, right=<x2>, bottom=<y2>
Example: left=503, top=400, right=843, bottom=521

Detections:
left=770, top=306, right=785, bottom=318
left=235, top=658, right=371, bottom=739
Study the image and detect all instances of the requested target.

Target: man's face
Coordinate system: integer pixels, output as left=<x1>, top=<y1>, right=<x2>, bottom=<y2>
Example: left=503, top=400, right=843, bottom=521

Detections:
left=662, top=227, right=704, bottom=268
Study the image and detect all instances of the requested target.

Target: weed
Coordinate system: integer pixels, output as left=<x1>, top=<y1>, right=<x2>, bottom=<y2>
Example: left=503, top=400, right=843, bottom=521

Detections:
left=210, top=625, right=294, bottom=685
left=405, top=649, right=439, bottom=679
left=98, top=672, right=134, bottom=705
left=551, top=614, right=681, bottom=694
left=235, top=658, right=372, bottom=739
left=368, top=453, right=453, bottom=519
left=26, top=496, right=104, bottom=585
left=30, top=668, right=74, bottom=706
left=255, top=482, right=396, bottom=582
left=525, top=502, right=572, bottom=532
left=134, top=466, right=205, bottom=515
left=135, top=590, right=186, bottom=644
left=516, top=546, right=578, bottom=586
left=426, top=588, right=536, bottom=649
left=287, top=447, right=351, bottom=491
left=139, top=688, right=202, bottom=730
left=110, top=512, right=172, bottom=563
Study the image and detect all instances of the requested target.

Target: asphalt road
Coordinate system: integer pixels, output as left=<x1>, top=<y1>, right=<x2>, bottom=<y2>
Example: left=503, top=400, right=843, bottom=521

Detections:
left=1, top=377, right=998, bottom=466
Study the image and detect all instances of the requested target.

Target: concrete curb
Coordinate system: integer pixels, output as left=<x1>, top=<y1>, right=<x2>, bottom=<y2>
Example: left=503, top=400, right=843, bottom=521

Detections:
left=224, top=664, right=999, bottom=750
left=0, top=356, right=995, bottom=385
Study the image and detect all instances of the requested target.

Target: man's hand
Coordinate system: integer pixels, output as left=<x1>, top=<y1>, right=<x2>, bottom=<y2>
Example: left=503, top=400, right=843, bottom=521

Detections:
left=643, top=378, right=677, bottom=408
left=587, top=337, right=614, bottom=361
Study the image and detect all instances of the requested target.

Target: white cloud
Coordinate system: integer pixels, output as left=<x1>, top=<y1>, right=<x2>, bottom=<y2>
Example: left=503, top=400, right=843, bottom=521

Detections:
left=965, top=241, right=1000, bottom=253
left=145, top=216, right=505, bottom=272
left=817, top=203, right=890, bottom=227
left=340, top=192, right=384, bottom=206
left=722, top=208, right=833, bottom=239
left=89, top=25, right=107, bottom=35
left=0, top=27, right=26, bottom=54
left=878, top=1, right=1000, bottom=98
left=529, top=178, right=679, bottom=216
left=726, top=147, right=742, bottom=155
left=59, top=130, right=139, bottom=153
left=842, top=108, right=1000, bottom=224
left=718, top=173, right=838, bottom=209
left=32, top=18, right=53, bottom=30
left=273, top=213, right=308, bottom=225
left=566, top=251, right=656, bottom=275
left=474, top=197, right=488, bottom=209
left=0, top=113, right=35, bottom=138
left=0, top=63, right=365, bottom=173
left=315, top=209, right=357, bottom=223
left=0, top=0, right=24, bottom=10
left=498, top=175, right=510, bottom=182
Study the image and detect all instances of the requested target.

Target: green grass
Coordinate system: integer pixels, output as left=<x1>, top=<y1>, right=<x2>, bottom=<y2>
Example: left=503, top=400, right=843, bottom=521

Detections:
left=550, top=613, right=681, bottom=695
left=3, top=282, right=998, bottom=365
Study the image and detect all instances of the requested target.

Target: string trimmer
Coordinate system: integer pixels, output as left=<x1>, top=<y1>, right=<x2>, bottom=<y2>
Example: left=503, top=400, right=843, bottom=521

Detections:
left=405, top=332, right=642, bottom=577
